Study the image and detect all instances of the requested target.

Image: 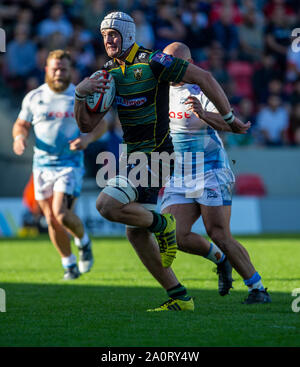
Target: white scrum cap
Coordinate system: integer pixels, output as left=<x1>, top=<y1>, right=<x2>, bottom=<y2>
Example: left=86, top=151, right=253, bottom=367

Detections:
left=100, top=12, right=136, bottom=55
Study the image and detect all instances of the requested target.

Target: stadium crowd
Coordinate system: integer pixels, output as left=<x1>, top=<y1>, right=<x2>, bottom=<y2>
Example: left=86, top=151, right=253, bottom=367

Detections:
left=1, top=0, right=300, bottom=152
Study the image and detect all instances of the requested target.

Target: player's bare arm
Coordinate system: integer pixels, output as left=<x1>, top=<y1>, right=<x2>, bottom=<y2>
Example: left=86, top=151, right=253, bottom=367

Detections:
left=69, top=118, right=108, bottom=151
left=185, top=96, right=251, bottom=134
left=183, top=63, right=252, bottom=132
left=182, top=63, right=232, bottom=116
left=12, top=118, right=31, bottom=155
left=74, top=76, right=110, bottom=133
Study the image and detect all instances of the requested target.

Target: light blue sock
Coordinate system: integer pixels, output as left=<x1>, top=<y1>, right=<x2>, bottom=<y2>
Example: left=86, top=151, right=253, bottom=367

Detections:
left=244, top=271, right=265, bottom=292
left=204, top=242, right=225, bottom=264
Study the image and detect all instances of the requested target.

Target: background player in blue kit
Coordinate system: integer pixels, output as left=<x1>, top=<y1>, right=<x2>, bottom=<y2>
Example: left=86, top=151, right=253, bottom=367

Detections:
left=12, top=50, right=106, bottom=280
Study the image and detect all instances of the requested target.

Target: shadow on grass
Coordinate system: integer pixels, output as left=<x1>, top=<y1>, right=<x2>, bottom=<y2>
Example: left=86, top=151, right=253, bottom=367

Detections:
left=0, top=282, right=299, bottom=347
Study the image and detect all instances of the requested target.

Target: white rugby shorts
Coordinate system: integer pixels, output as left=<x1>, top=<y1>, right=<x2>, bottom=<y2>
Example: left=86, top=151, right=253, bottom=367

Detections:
left=160, top=168, right=235, bottom=210
left=33, top=167, right=84, bottom=201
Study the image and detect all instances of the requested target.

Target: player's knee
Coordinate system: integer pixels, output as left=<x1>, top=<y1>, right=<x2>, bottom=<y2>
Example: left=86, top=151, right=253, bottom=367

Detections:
left=54, top=211, right=69, bottom=226
left=44, top=212, right=57, bottom=228
left=96, top=198, right=118, bottom=222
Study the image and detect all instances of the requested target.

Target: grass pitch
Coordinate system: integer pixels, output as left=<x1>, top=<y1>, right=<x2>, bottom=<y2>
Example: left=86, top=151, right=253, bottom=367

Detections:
left=0, top=234, right=300, bottom=347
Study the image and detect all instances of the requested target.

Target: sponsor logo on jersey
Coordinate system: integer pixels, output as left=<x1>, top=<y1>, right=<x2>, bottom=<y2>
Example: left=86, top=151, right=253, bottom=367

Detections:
left=116, top=96, right=147, bottom=107
left=133, top=68, right=143, bottom=80
left=44, top=111, right=75, bottom=119
left=152, top=52, right=173, bottom=68
left=169, top=111, right=192, bottom=119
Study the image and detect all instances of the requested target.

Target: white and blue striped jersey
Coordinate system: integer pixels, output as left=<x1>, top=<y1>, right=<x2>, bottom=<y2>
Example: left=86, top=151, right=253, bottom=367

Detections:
left=18, top=83, right=83, bottom=169
left=169, top=83, right=232, bottom=173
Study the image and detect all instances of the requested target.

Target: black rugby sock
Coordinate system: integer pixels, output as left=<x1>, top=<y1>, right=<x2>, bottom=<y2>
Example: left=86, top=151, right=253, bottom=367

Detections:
left=147, top=211, right=167, bottom=233
left=167, top=283, right=191, bottom=301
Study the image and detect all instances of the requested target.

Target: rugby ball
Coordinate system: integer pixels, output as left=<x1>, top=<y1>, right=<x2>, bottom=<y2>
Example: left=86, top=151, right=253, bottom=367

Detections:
left=86, top=70, right=115, bottom=113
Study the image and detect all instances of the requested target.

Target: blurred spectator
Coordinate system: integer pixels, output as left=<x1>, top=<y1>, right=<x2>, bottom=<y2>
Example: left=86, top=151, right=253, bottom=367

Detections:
left=0, top=2, right=20, bottom=39
left=37, top=3, right=73, bottom=40
left=210, top=0, right=243, bottom=25
left=30, top=47, right=48, bottom=85
left=227, top=59, right=254, bottom=99
left=179, top=0, right=214, bottom=62
left=289, top=102, right=300, bottom=144
left=134, top=0, right=157, bottom=24
left=267, top=78, right=289, bottom=103
left=238, top=9, right=264, bottom=62
left=5, top=23, right=37, bottom=93
left=263, top=0, right=296, bottom=21
left=17, top=7, right=34, bottom=27
left=71, top=18, right=94, bottom=46
left=252, top=54, right=281, bottom=104
left=212, top=6, right=239, bottom=61
left=131, top=9, right=155, bottom=49
left=106, top=0, right=131, bottom=13
left=200, top=42, right=230, bottom=94
left=63, top=0, right=85, bottom=20
left=290, top=78, right=300, bottom=106
left=82, top=0, right=107, bottom=33
left=264, top=5, right=292, bottom=77
left=45, top=31, right=68, bottom=51
left=256, top=94, right=289, bottom=146
left=226, top=97, right=256, bottom=146
left=153, top=2, right=186, bottom=50
left=25, top=0, right=52, bottom=26
left=237, top=97, right=256, bottom=126
left=69, top=18, right=96, bottom=77
left=240, top=0, right=265, bottom=26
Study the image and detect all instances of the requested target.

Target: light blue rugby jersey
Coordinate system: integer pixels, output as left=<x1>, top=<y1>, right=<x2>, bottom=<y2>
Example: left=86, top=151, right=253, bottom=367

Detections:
left=18, top=83, right=83, bottom=169
left=169, top=83, right=232, bottom=173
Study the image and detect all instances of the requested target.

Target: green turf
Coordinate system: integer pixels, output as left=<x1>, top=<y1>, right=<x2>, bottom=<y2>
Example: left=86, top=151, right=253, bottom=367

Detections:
left=0, top=235, right=300, bottom=347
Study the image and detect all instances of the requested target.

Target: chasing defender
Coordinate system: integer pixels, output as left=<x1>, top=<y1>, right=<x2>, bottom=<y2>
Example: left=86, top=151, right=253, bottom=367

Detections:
left=161, top=42, right=271, bottom=304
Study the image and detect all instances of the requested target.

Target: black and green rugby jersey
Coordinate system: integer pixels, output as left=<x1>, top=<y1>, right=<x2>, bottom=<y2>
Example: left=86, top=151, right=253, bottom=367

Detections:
left=103, top=43, right=189, bottom=154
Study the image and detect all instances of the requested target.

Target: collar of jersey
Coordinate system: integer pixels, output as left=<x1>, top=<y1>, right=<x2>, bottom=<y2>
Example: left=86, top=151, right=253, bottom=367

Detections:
left=125, top=43, right=140, bottom=64
left=113, top=43, right=140, bottom=66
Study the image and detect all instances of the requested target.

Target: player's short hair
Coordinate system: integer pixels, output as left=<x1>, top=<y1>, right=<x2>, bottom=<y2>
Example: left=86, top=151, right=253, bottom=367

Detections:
left=46, top=49, right=71, bottom=65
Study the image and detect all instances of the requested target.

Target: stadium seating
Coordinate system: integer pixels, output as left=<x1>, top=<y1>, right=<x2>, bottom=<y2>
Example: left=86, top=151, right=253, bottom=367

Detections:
left=235, top=173, right=266, bottom=197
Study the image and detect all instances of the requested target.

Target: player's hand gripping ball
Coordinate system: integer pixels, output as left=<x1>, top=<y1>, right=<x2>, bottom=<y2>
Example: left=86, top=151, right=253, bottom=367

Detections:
left=86, top=70, right=115, bottom=113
